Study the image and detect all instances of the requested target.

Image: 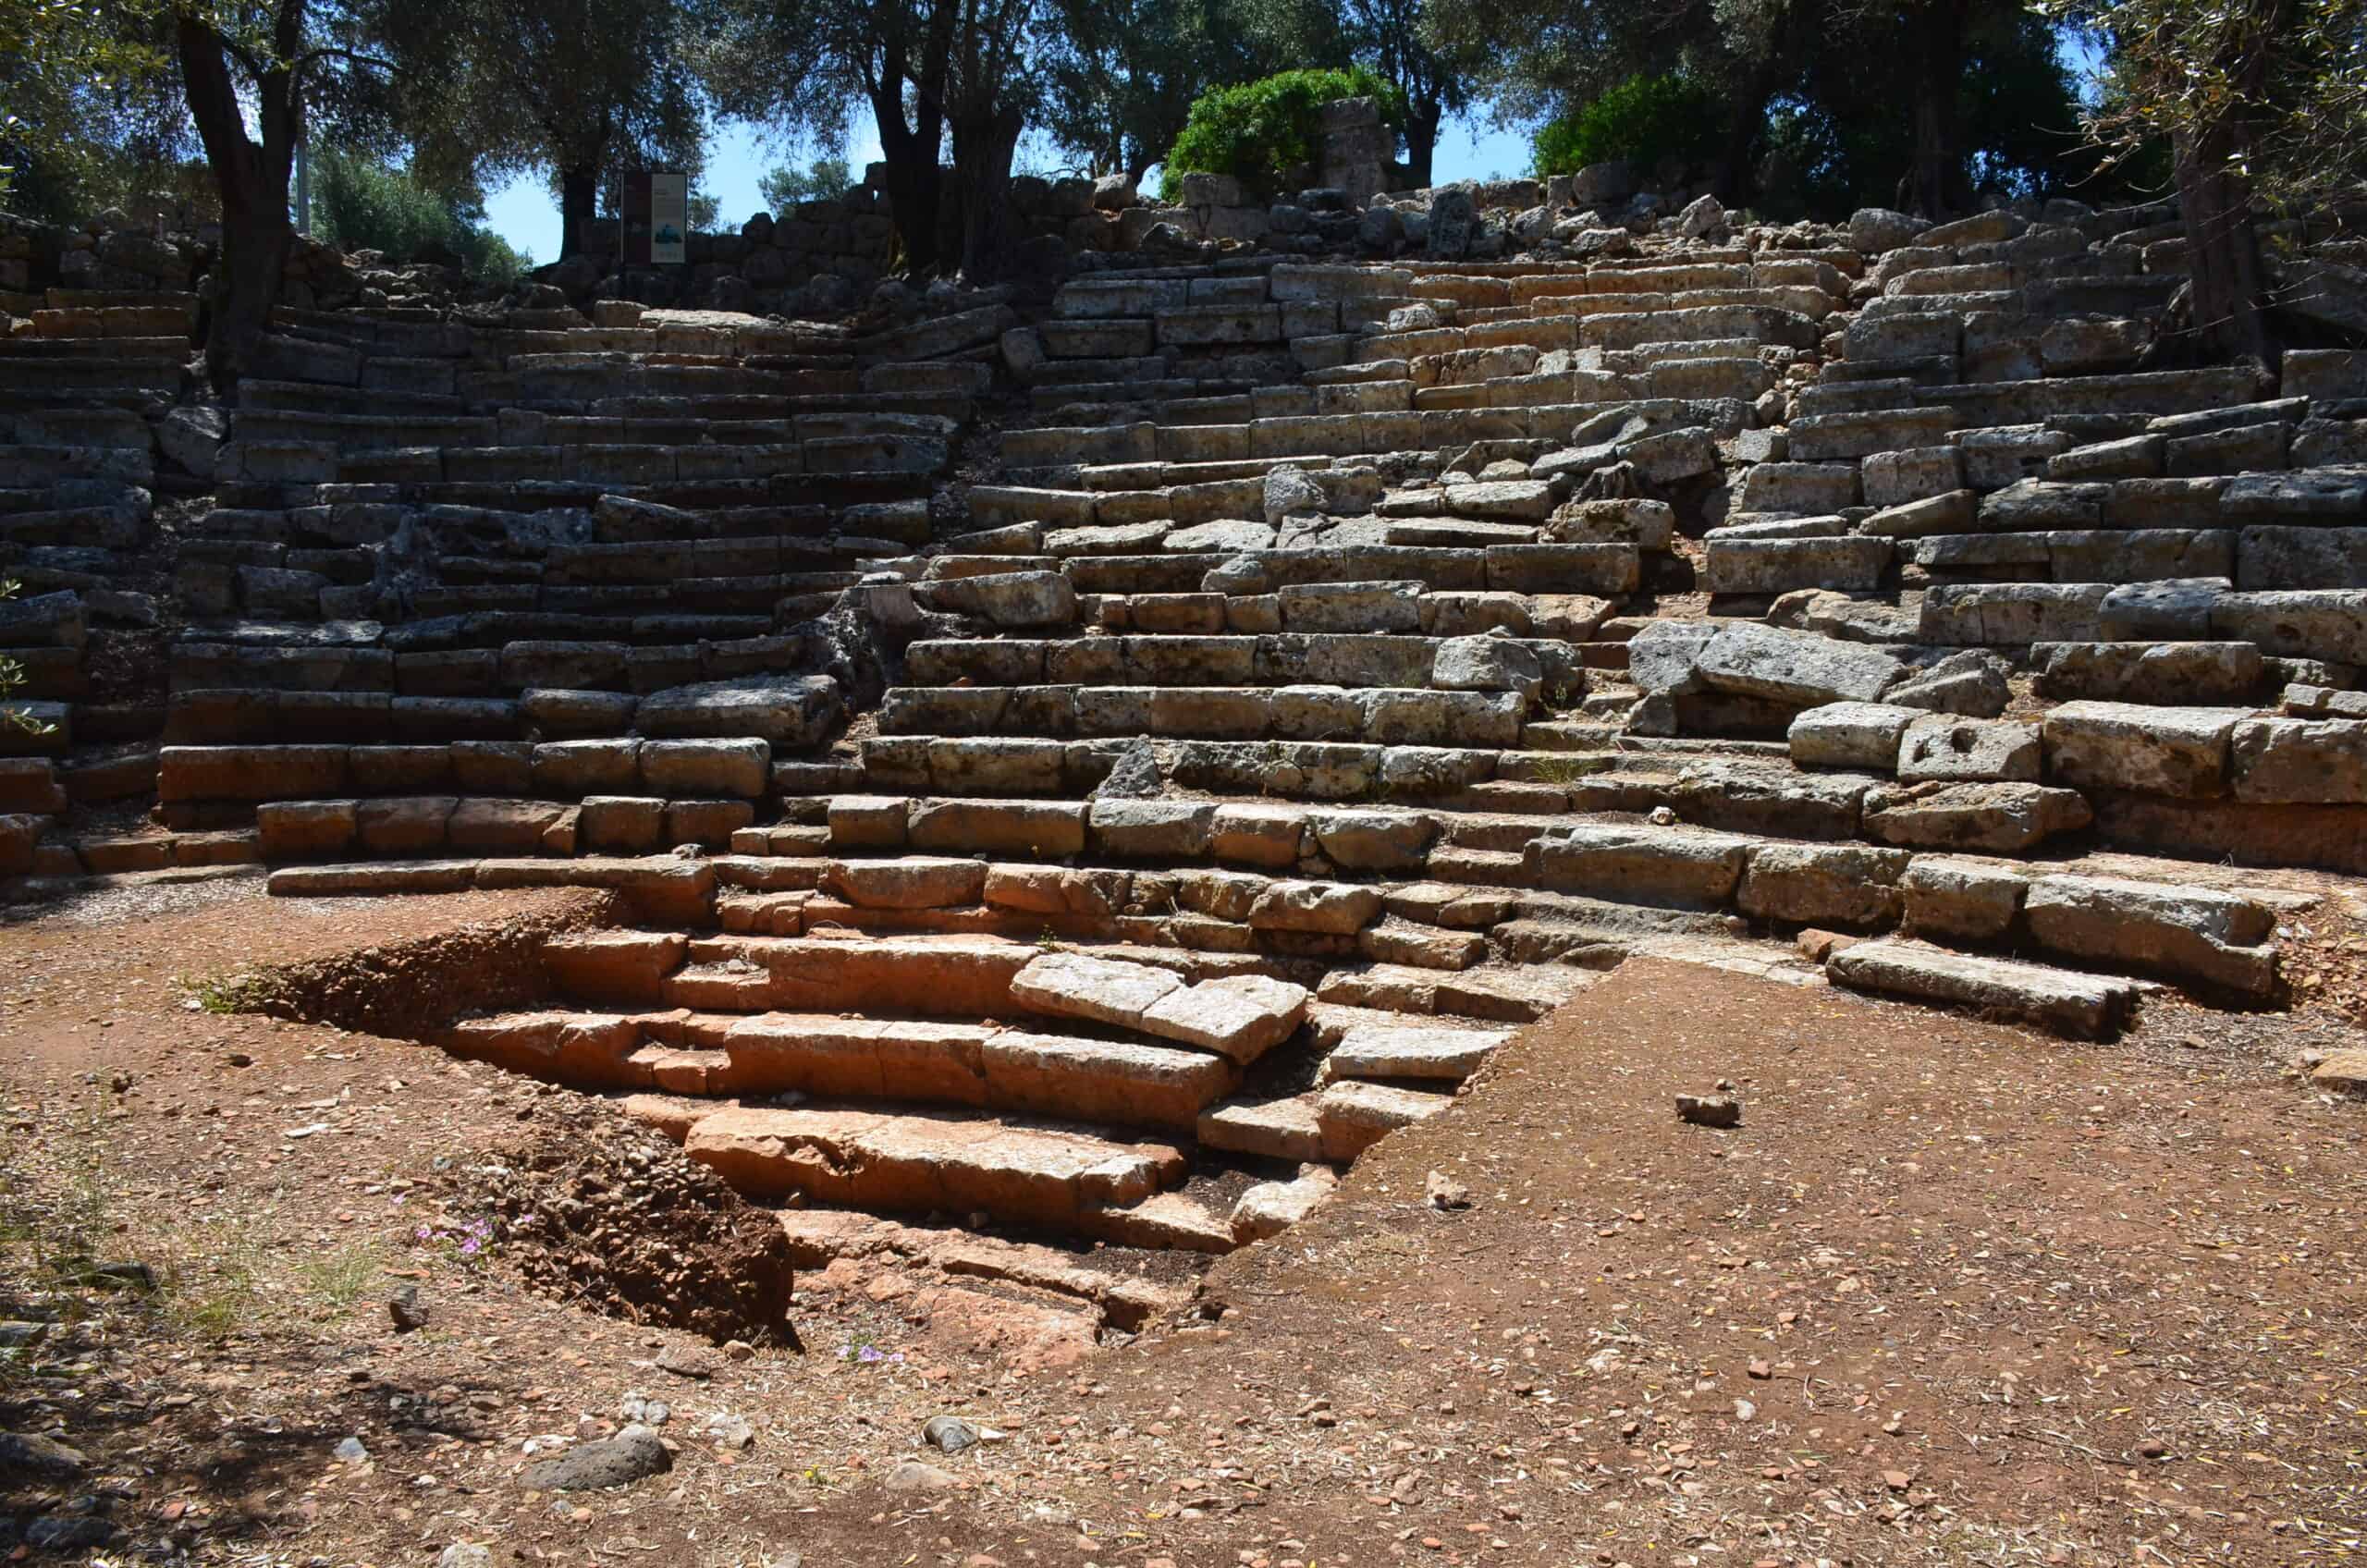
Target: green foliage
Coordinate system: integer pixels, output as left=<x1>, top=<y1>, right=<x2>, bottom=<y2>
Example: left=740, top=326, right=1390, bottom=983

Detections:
left=1040, top=0, right=1288, bottom=181
left=1160, top=65, right=1407, bottom=202
left=1529, top=72, right=1721, bottom=179
left=758, top=154, right=852, bottom=213
left=2043, top=0, right=2367, bottom=211
left=180, top=967, right=279, bottom=1015
left=295, top=1243, right=382, bottom=1317
left=0, top=0, right=189, bottom=221
left=0, top=580, right=54, bottom=739
left=313, top=148, right=531, bottom=281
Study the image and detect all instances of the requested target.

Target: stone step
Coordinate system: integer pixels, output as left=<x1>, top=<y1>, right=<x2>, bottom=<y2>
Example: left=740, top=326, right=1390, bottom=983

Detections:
left=1313, top=1078, right=1456, bottom=1161
left=5, top=407, right=153, bottom=450
left=1009, top=949, right=1308, bottom=1063
left=447, top=1003, right=1242, bottom=1129
left=771, top=1209, right=1193, bottom=1329
left=877, top=683, right=1532, bottom=748
left=922, top=541, right=1638, bottom=602
left=1317, top=1017, right=1516, bottom=1083
left=1085, top=586, right=1613, bottom=643
left=264, top=853, right=721, bottom=923
left=699, top=780, right=2291, bottom=999
left=236, top=377, right=471, bottom=417
left=169, top=734, right=772, bottom=806
left=0, top=445, right=153, bottom=488
left=900, top=631, right=1584, bottom=693
left=663, top=932, right=1281, bottom=1021
left=0, top=335, right=186, bottom=361
left=1315, top=961, right=1597, bottom=1023
left=653, top=1098, right=1192, bottom=1234
left=1823, top=936, right=2142, bottom=1037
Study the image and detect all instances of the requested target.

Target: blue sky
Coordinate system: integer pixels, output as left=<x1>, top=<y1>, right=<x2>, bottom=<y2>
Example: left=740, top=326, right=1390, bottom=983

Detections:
left=482, top=111, right=1539, bottom=265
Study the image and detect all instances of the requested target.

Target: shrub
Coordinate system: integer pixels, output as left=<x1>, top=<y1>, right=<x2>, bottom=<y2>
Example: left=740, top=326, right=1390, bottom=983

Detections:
left=1160, top=67, right=1407, bottom=203
left=1531, top=73, right=1723, bottom=180
left=314, top=150, right=530, bottom=283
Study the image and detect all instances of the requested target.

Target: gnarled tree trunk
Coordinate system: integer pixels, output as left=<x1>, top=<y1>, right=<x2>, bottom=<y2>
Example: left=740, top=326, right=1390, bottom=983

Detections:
left=558, top=164, right=602, bottom=261
left=177, top=6, right=303, bottom=389
left=1404, top=98, right=1441, bottom=191
left=2176, top=123, right=2273, bottom=363
left=951, top=98, right=1025, bottom=279
left=1906, top=0, right=1970, bottom=217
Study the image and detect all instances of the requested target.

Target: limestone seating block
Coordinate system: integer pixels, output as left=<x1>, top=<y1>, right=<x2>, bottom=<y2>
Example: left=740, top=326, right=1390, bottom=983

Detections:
left=2210, top=591, right=2367, bottom=666
left=1787, top=408, right=1957, bottom=461
left=1694, top=622, right=1906, bottom=707
left=676, top=934, right=1036, bottom=1018
left=638, top=738, right=769, bottom=798
left=978, top=1031, right=1239, bottom=1129
left=542, top=930, right=688, bottom=1005
left=1322, top=1021, right=1511, bottom=1083
left=1481, top=543, right=1640, bottom=595
left=1524, top=822, right=1755, bottom=910
left=1231, top=1166, right=1338, bottom=1243
left=1089, top=797, right=1217, bottom=858
left=1895, top=716, right=2041, bottom=784
left=2030, top=642, right=2265, bottom=706
left=1789, top=702, right=1921, bottom=771
left=578, top=796, right=666, bottom=853
left=1138, top=974, right=1311, bottom=1064
left=1245, top=880, right=1384, bottom=935
left=820, top=855, right=989, bottom=910
left=1315, top=1080, right=1454, bottom=1162
left=2095, top=578, right=2226, bottom=641
left=444, top=1011, right=646, bottom=1084
left=1919, top=583, right=2110, bottom=645
left=161, top=744, right=350, bottom=803
left=1859, top=781, right=2093, bottom=852
left=2041, top=701, right=2246, bottom=798
left=1010, top=951, right=1184, bottom=1032
left=2023, top=874, right=2276, bottom=997
left=907, top=798, right=1089, bottom=856
left=681, top=1103, right=1182, bottom=1228
left=1827, top=937, right=2136, bottom=1038
left=1702, top=536, right=1891, bottom=595
left=1198, top=1095, right=1325, bottom=1163
left=1735, top=841, right=1912, bottom=928
left=2230, top=717, right=2367, bottom=803
left=1735, top=462, right=1859, bottom=513
left=1897, top=855, right=2029, bottom=941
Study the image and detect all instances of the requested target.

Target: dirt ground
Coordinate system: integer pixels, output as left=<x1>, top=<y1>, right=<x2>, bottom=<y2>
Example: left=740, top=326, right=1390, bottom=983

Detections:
left=2, top=876, right=2364, bottom=1567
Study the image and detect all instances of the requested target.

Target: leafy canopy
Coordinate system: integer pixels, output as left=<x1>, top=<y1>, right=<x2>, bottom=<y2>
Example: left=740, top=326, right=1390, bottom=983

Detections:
left=2042, top=0, right=2367, bottom=209
left=1160, top=65, right=1406, bottom=202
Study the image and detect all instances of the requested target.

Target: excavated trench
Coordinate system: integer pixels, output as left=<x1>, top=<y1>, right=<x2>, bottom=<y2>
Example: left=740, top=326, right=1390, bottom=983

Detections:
left=229, top=891, right=1434, bottom=1342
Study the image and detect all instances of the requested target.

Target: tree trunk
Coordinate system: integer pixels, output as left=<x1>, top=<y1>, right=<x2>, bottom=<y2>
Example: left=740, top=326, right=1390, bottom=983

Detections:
left=1711, top=79, right=1772, bottom=206
left=2176, top=123, right=2273, bottom=363
left=559, top=165, right=601, bottom=261
left=212, top=190, right=294, bottom=391
left=1907, top=0, right=1968, bottom=217
left=1404, top=99, right=1440, bottom=191
left=952, top=101, right=1025, bottom=279
left=176, top=8, right=301, bottom=389
left=872, top=81, right=945, bottom=273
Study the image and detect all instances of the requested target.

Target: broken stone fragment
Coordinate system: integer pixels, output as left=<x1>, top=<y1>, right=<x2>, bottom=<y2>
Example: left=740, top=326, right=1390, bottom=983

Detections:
left=1676, top=1093, right=1743, bottom=1129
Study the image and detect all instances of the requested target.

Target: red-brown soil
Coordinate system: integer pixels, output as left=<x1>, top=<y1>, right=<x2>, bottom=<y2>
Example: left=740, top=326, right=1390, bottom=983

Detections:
left=1, top=877, right=2362, bottom=1566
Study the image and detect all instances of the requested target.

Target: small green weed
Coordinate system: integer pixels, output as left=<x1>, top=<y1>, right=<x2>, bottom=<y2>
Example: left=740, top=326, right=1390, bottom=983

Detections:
left=296, top=1244, right=382, bottom=1317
